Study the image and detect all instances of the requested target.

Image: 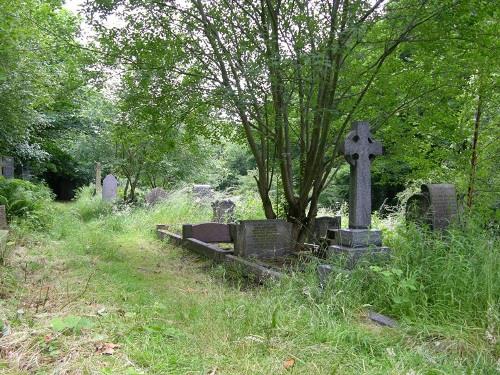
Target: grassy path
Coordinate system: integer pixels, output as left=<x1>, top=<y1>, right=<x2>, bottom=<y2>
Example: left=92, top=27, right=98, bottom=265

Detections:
left=0, top=200, right=497, bottom=374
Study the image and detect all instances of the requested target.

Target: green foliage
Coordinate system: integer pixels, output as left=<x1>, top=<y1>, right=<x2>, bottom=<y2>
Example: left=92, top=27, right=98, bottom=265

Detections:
left=72, top=185, right=112, bottom=222
left=324, top=220, right=499, bottom=326
left=50, top=316, right=93, bottom=334
left=0, top=177, right=53, bottom=228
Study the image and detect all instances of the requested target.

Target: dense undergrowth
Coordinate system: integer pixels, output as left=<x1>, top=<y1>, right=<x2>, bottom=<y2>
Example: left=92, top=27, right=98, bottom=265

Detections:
left=0, top=185, right=498, bottom=373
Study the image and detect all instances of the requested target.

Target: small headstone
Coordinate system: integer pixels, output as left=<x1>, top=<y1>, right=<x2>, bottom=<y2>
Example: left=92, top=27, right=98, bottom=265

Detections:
left=146, top=187, right=169, bottom=206
left=233, top=220, right=294, bottom=259
left=182, top=223, right=232, bottom=243
left=211, top=199, right=236, bottom=223
left=95, top=162, right=102, bottom=196
left=327, top=122, right=389, bottom=267
left=1, top=157, right=14, bottom=179
left=406, top=184, right=458, bottom=230
left=308, top=216, right=341, bottom=243
left=192, top=184, right=214, bottom=200
left=102, top=174, right=118, bottom=201
left=0, top=205, right=7, bottom=229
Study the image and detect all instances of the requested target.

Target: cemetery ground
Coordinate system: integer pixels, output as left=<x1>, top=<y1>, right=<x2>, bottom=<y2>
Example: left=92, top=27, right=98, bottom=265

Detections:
left=0, top=190, right=498, bottom=374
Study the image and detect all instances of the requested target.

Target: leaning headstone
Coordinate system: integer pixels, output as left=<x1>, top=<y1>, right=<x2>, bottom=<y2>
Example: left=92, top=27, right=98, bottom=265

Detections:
left=327, top=121, right=389, bottom=268
left=1, top=157, right=14, bottom=179
left=95, top=162, right=102, bottom=196
left=308, top=216, right=341, bottom=243
left=406, top=184, right=458, bottom=230
left=0, top=205, right=7, bottom=229
left=233, top=220, right=294, bottom=259
left=212, top=199, right=236, bottom=223
left=21, top=164, right=32, bottom=181
left=146, top=187, right=169, bottom=206
left=192, top=184, right=214, bottom=200
left=102, top=174, right=118, bottom=201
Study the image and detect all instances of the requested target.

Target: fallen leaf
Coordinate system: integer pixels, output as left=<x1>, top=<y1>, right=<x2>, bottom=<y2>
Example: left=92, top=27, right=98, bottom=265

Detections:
left=44, top=334, right=53, bottom=343
left=283, top=358, right=295, bottom=370
left=96, top=342, right=120, bottom=355
left=207, top=367, right=218, bottom=375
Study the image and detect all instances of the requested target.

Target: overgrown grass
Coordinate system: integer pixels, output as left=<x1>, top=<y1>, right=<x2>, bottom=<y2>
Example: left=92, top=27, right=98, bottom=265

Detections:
left=0, top=188, right=498, bottom=374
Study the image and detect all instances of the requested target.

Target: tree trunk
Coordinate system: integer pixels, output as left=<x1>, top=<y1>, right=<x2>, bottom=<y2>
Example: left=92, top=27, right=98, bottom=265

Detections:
left=467, top=93, right=482, bottom=208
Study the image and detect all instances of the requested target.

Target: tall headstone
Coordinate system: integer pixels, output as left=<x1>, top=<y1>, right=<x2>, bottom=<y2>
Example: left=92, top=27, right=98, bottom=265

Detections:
left=327, top=122, right=389, bottom=267
left=211, top=199, right=236, bottom=223
left=1, top=157, right=14, bottom=179
left=0, top=205, right=7, bottom=229
left=233, top=220, right=294, bottom=259
left=95, top=163, right=102, bottom=196
left=146, top=187, right=168, bottom=206
left=102, top=174, right=118, bottom=201
left=406, top=184, right=458, bottom=230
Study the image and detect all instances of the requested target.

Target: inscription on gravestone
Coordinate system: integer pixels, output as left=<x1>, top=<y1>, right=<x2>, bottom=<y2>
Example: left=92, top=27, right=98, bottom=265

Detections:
left=234, top=220, right=293, bottom=259
left=102, top=174, right=118, bottom=201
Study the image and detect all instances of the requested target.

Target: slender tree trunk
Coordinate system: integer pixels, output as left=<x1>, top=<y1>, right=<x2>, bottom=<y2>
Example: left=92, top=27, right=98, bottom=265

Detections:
left=467, top=93, right=482, bottom=208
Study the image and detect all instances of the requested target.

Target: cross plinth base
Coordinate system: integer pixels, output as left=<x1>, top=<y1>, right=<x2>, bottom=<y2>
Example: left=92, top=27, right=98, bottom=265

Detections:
left=326, top=228, right=390, bottom=269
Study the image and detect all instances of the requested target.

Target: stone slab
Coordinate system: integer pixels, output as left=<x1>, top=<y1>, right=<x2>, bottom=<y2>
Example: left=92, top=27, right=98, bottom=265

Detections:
left=184, top=238, right=233, bottom=262
left=182, top=223, right=232, bottom=243
left=368, top=311, right=398, bottom=328
left=212, top=199, right=235, bottom=223
left=328, top=228, right=382, bottom=248
left=233, top=220, right=293, bottom=259
left=225, top=254, right=282, bottom=282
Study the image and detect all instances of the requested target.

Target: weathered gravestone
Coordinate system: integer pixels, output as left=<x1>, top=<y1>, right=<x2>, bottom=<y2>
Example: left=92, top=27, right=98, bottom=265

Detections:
left=182, top=223, right=232, bottom=243
left=212, top=199, right=236, bottom=223
left=0, top=205, right=7, bottom=229
left=146, top=187, right=168, bottom=206
left=406, top=184, right=458, bottom=230
left=192, top=184, right=214, bottom=200
left=307, top=216, right=341, bottom=243
left=95, top=162, right=102, bottom=196
left=102, top=174, right=118, bottom=201
left=233, top=220, right=294, bottom=259
left=326, top=121, right=389, bottom=267
left=1, top=157, right=14, bottom=179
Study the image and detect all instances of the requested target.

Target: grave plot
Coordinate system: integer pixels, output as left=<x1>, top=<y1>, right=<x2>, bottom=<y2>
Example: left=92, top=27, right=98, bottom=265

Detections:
left=156, top=220, right=318, bottom=282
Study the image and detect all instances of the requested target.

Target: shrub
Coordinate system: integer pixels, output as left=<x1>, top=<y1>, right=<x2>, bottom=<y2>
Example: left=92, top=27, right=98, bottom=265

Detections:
left=0, top=177, right=54, bottom=228
left=73, top=185, right=113, bottom=222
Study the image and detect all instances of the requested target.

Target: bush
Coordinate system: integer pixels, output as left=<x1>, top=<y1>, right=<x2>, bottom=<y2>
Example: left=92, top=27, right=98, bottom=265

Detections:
left=0, top=177, right=54, bottom=228
left=73, top=185, right=113, bottom=222
left=324, top=217, right=499, bottom=326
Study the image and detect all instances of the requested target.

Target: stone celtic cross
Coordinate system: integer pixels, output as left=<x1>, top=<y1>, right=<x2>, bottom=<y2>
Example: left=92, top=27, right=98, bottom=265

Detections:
left=341, top=121, right=383, bottom=229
